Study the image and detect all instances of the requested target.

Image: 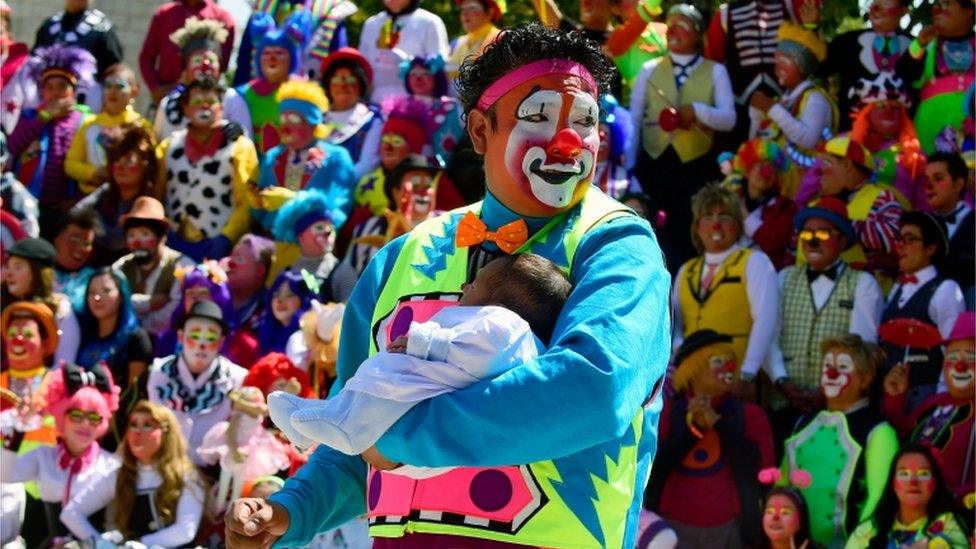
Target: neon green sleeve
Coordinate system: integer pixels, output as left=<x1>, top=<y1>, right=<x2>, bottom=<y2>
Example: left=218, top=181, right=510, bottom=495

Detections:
left=844, top=520, right=876, bottom=549
left=859, top=422, right=899, bottom=522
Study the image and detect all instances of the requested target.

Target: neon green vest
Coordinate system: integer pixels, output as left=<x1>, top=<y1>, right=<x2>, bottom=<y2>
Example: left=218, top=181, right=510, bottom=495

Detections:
left=365, top=187, right=641, bottom=547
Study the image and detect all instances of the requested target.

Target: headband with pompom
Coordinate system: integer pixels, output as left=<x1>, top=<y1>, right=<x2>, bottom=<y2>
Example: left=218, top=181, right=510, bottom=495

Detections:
left=758, top=467, right=813, bottom=490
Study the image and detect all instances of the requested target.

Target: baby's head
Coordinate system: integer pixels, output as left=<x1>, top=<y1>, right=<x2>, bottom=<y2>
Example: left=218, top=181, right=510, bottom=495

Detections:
left=460, top=253, right=571, bottom=343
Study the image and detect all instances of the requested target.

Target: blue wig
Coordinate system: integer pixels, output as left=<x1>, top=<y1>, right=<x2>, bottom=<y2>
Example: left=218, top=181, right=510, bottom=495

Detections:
left=257, top=269, right=317, bottom=354
left=599, top=94, right=631, bottom=168
left=250, top=10, right=312, bottom=78
left=74, top=267, right=141, bottom=371
left=273, top=188, right=347, bottom=243
left=399, top=54, right=450, bottom=98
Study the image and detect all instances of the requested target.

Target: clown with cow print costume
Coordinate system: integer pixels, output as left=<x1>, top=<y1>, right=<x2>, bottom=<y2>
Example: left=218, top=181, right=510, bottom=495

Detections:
left=158, top=78, right=258, bottom=263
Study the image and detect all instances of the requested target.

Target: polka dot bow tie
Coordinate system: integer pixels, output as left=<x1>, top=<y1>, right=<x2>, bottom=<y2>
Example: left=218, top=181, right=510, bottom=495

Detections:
left=455, top=212, right=528, bottom=255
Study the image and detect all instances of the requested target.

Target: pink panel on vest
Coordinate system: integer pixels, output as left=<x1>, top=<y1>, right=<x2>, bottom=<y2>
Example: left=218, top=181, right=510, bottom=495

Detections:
left=367, top=466, right=536, bottom=523
left=386, top=299, right=458, bottom=342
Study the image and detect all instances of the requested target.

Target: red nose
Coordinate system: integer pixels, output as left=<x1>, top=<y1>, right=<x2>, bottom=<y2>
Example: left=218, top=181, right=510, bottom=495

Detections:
left=759, top=164, right=775, bottom=180
left=11, top=335, right=24, bottom=345
left=547, top=128, right=583, bottom=162
left=826, top=367, right=839, bottom=379
left=953, top=361, right=969, bottom=372
left=722, top=361, right=736, bottom=373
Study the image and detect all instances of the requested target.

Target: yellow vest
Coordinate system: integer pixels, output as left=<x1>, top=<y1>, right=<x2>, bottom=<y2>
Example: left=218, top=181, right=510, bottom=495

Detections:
left=641, top=57, right=716, bottom=162
left=677, top=248, right=753, bottom=364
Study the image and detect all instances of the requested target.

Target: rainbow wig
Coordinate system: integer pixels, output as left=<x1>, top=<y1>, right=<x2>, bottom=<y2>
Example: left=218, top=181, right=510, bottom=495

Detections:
left=257, top=270, right=318, bottom=354
left=850, top=103, right=924, bottom=180
left=43, top=361, right=120, bottom=439
left=399, top=54, right=450, bottom=98
left=733, top=138, right=791, bottom=176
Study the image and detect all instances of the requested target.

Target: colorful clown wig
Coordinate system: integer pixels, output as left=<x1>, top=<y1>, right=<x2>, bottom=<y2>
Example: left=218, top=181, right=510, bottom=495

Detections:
left=250, top=10, right=311, bottom=78
left=243, top=352, right=313, bottom=398
left=381, top=96, right=434, bottom=155
left=776, top=22, right=826, bottom=77
left=733, top=138, right=791, bottom=176
left=169, top=16, right=229, bottom=61
left=257, top=270, right=319, bottom=354
left=156, top=261, right=233, bottom=356
left=42, top=361, right=120, bottom=439
left=399, top=54, right=450, bottom=97
left=25, top=43, right=97, bottom=88
left=848, top=77, right=924, bottom=180
left=272, top=188, right=346, bottom=243
left=672, top=330, right=737, bottom=392
left=277, top=80, right=331, bottom=139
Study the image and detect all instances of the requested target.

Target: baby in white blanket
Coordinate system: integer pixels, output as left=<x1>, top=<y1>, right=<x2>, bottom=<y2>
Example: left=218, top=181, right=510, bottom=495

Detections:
left=267, top=253, right=570, bottom=461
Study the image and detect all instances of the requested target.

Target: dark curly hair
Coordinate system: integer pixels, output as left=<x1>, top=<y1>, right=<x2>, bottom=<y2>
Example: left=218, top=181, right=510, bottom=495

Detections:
left=455, top=23, right=617, bottom=122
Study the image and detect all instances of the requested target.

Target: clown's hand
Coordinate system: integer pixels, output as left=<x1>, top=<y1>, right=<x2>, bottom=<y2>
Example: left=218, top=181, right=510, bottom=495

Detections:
left=259, top=187, right=297, bottom=211
left=362, top=445, right=399, bottom=471
left=884, top=363, right=909, bottom=396
left=918, top=25, right=938, bottom=48
left=750, top=91, right=776, bottom=113
left=637, top=0, right=662, bottom=22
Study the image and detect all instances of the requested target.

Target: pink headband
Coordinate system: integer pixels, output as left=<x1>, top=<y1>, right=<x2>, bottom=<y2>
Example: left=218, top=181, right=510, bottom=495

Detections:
left=476, top=59, right=598, bottom=111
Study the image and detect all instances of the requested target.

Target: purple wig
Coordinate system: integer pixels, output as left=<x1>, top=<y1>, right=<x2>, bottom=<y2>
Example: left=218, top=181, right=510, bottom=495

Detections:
left=26, top=44, right=97, bottom=88
left=256, top=269, right=317, bottom=354
left=399, top=55, right=450, bottom=98
left=155, top=262, right=233, bottom=357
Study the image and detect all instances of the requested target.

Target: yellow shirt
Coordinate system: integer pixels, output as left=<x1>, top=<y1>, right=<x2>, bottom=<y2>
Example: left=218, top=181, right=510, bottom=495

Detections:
left=64, top=106, right=153, bottom=193
left=448, top=24, right=501, bottom=80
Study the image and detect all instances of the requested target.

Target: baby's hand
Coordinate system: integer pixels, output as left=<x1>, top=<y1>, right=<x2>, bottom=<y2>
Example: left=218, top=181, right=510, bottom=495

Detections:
left=387, top=336, right=408, bottom=354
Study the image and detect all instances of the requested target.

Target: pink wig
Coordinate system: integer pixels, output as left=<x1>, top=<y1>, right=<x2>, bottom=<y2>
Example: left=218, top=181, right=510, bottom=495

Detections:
left=42, top=362, right=121, bottom=439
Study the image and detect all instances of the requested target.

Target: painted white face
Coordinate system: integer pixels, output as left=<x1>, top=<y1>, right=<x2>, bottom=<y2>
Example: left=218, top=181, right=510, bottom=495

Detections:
left=505, top=89, right=599, bottom=209
left=821, top=351, right=855, bottom=398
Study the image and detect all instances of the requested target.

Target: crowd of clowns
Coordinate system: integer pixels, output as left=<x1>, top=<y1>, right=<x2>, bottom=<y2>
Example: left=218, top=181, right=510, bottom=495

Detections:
left=0, top=0, right=974, bottom=546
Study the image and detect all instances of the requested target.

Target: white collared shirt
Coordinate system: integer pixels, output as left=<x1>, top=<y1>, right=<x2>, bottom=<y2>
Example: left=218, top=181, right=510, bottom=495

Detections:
left=941, top=202, right=972, bottom=239
left=0, top=445, right=119, bottom=505
left=765, top=79, right=832, bottom=149
left=887, top=265, right=965, bottom=338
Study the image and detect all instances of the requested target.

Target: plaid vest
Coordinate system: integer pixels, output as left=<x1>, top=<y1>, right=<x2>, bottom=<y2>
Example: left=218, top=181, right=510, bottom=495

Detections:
left=775, top=264, right=859, bottom=407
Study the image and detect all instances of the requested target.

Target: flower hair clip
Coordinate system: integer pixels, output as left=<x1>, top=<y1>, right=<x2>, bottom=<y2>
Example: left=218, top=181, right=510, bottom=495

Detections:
left=758, top=467, right=813, bottom=490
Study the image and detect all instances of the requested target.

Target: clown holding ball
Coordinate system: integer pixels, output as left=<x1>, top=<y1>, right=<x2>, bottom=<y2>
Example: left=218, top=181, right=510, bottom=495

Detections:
left=226, top=24, right=670, bottom=549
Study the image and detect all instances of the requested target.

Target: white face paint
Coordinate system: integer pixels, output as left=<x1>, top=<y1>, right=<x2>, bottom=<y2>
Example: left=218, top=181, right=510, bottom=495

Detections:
left=821, top=351, right=855, bottom=398
left=504, top=89, right=599, bottom=208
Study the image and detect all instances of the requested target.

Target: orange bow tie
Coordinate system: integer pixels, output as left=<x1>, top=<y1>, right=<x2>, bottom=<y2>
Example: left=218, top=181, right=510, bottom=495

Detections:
left=455, top=211, right=528, bottom=254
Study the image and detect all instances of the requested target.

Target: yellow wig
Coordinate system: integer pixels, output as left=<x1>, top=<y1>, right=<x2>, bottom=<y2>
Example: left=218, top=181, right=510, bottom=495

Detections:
left=277, top=80, right=331, bottom=139
left=672, top=342, right=738, bottom=392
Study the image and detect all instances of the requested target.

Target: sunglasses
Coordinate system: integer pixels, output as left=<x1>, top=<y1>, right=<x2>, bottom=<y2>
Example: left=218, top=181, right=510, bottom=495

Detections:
left=127, top=420, right=162, bottom=433
left=382, top=134, right=406, bottom=147
left=102, top=78, right=132, bottom=92
left=798, top=229, right=838, bottom=243
left=67, top=409, right=103, bottom=426
left=330, top=75, right=359, bottom=85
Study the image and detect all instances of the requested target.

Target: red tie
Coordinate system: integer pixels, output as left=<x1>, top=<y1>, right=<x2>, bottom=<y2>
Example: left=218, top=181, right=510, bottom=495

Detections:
left=701, top=263, right=719, bottom=297
left=898, top=273, right=919, bottom=285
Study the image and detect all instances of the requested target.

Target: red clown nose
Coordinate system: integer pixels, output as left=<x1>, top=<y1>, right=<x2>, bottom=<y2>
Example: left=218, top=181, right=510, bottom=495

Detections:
left=547, top=128, right=583, bottom=162
left=952, top=361, right=969, bottom=373
left=825, top=367, right=840, bottom=379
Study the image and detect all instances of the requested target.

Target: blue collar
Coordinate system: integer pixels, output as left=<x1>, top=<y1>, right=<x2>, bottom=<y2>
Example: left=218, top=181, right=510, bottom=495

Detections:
left=480, top=191, right=551, bottom=235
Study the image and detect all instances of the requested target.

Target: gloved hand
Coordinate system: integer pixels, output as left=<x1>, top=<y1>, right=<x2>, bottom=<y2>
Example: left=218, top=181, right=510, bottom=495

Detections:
left=266, top=391, right=315, bottom=451
left=637, top=0, right=662, bottom=22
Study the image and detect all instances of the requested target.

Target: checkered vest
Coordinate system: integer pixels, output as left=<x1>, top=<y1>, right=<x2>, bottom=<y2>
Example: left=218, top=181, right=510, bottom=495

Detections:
left=775, top=264, right=859, bottom=408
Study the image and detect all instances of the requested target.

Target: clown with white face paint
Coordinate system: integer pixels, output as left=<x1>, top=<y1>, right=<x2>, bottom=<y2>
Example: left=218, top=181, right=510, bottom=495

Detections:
left=225, top=25, right=672, bottom=549
left=783, top=334, right=898, bottom=546
left=883, top=311, right=976, bottom=500
left=147, top=301, right=246, bottom=467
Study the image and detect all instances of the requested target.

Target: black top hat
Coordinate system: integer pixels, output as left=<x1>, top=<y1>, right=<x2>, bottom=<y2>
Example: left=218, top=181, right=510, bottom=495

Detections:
left=674, top=329, right=733, bottom=367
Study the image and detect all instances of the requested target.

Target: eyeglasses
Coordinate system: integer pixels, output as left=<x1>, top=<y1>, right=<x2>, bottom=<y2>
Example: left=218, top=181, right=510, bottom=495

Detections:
left=798, top=229, right=838, bottom=243
left=894, top=234, right=923, bottom=245
left=280, top=112, right=305, bottom=126
left=67, top=409, right=103, bottom=426
left=381, top=134, right=406, bottom=148
left=330, top=75, right=359, bottom=85
left=127, top=420, right=162, bottom=433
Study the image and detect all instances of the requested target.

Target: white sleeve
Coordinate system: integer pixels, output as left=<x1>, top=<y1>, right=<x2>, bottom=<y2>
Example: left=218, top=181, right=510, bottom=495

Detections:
left=763, top=269, right=790, bottom=381
left=224, top=89, right=253, bottom=139
left=139, top=480, right=205, bottom=548
left=742, top=251, right=780, bottom=377
left=357, top=17, right=378, bottom=60
left=670, top=263, right=686, bottom=356
left=407, top=307, right=537, bottom=379
left=353, top=117, right=383, bottom=180
left=0, top=447, right=41, bottom=484
left=692, top=62, right=736, bottom=131
left=60, top=467, right=118, bottom=541
left=929, top=280, right=966, bottom=338
left=626, top=60, right=657, bottom=170
left=153, top=97, right=170, bottom=140
left=54, top=302, right=81, bottom=365
left=766, top=90, right=831, bottom=149
left=430, top=13, right=450, bottom=59
left=850, top=271, right=883, bottom=343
